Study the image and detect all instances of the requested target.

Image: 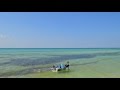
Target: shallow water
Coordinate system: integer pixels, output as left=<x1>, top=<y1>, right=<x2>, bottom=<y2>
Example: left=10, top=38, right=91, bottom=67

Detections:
left=0, top=48, right=120, bottom=78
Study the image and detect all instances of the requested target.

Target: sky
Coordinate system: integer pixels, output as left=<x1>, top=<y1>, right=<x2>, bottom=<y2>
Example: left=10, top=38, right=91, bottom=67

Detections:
left=0, top=12, right=120, bottom=48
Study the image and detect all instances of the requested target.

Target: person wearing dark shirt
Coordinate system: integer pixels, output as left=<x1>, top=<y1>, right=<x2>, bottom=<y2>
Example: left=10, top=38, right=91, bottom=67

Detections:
left=65, top=61, right=70, bottom=70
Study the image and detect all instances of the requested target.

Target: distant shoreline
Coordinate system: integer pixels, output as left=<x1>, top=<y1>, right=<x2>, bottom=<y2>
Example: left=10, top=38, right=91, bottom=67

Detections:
left=0, top=48, right=120, bottom=49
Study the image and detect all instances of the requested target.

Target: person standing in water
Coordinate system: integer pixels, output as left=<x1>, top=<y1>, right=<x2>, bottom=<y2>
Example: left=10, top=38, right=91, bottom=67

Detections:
left=65, top=61, right=70, bottom=70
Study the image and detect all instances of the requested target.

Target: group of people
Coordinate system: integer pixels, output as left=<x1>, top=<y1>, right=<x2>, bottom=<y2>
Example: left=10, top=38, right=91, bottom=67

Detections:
left=51, top=61, right=70, bottom=72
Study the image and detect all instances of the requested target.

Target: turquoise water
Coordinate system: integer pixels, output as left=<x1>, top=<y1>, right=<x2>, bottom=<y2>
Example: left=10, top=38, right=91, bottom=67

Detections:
left=0, top=48, right=120, bottom=78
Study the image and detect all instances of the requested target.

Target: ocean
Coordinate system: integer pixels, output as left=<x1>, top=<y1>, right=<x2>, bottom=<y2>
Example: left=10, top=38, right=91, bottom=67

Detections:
left=0, top=48, right=120, bottom=78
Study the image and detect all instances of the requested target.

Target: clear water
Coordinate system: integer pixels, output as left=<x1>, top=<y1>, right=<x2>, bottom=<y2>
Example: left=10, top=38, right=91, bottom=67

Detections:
left=0, top=48, right=120, bottom=78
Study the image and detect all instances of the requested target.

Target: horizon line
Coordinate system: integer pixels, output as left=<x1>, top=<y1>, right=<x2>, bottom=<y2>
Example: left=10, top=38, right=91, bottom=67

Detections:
left=0, top=47, right=120, bottom=49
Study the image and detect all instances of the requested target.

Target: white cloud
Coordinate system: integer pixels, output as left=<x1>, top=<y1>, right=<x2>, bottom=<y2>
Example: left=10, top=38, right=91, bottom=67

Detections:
left=0, top=34, right=6, bottom=38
